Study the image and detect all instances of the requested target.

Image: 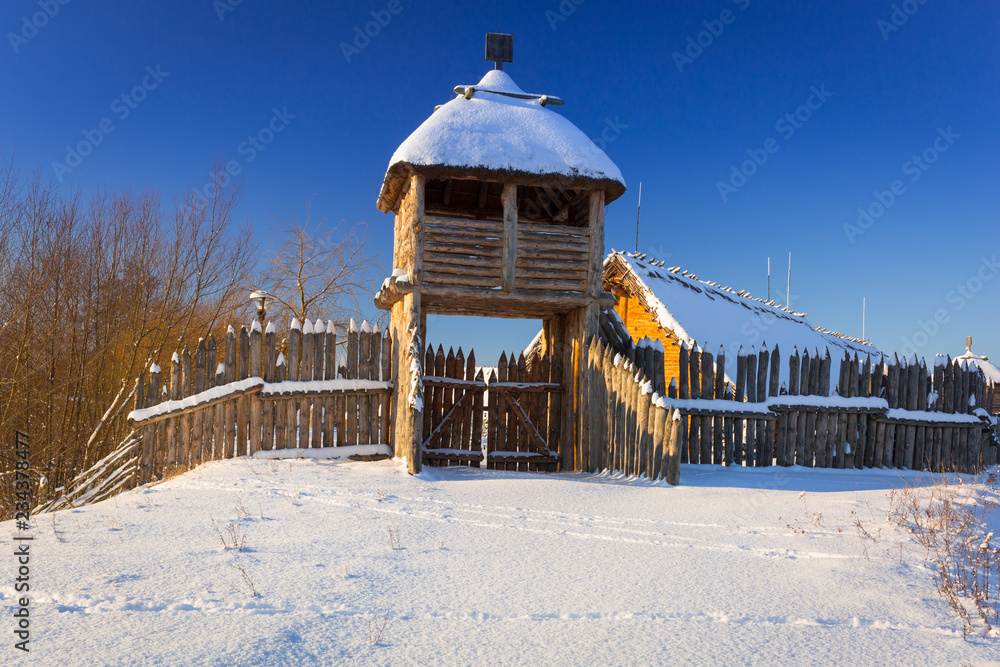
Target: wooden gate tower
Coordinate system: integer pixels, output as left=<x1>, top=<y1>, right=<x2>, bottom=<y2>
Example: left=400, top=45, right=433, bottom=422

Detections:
left=374, top=36, right=626, bottom=473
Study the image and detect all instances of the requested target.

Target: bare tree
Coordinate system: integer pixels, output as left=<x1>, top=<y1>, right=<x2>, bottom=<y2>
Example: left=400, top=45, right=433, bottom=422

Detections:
left=251, top=201, right=378, bottom=326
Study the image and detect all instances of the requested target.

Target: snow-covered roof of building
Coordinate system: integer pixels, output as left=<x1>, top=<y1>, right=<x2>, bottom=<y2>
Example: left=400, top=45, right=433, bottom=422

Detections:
left=955, top=342, right=1000, bottom=384
left=377, top=69, right=626, bottom=213
left=604, top=251, right=883, bottom=384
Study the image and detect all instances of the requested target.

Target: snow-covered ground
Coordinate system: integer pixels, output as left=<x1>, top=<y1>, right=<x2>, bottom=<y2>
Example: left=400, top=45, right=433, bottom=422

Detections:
left=3, top=458, right=997, bottom=666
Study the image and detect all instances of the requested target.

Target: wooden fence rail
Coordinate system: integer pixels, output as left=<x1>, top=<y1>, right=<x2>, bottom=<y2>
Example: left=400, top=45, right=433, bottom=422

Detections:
left=127, top=318, right=393, bottom=485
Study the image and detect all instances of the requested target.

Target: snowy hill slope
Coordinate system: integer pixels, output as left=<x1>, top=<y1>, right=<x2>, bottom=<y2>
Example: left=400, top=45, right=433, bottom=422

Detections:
left=2, top=458, right=997, bottom=666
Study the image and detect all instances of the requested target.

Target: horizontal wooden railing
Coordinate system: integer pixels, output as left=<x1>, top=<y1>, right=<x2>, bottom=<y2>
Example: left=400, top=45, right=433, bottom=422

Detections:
left=515, top=222, right=589, bottom=292
left=423, top=215, right=502, bottom=288
left=422, top=214, right=590, bottom=293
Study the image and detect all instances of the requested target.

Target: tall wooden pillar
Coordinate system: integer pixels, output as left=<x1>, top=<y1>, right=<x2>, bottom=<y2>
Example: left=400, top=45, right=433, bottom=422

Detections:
left=390, top=290, right=423, bottom=473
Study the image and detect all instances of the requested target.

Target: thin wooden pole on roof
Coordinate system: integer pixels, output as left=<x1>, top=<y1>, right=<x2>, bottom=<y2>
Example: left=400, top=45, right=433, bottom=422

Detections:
left=634, top=182, right=642, bottom=253
left=786, top=252, right=791, bottom=308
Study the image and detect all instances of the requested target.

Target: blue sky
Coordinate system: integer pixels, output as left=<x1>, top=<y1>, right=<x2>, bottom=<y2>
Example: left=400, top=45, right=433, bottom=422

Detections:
left=2, top=0, right=997, bottom=364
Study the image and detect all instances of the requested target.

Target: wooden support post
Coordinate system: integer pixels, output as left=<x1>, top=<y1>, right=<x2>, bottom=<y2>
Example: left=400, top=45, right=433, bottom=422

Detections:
left=501, top=183, right=518, bottom=293
left=391, top=290, right=423, bottom=473
left=249, top=326, right=262, bottom=455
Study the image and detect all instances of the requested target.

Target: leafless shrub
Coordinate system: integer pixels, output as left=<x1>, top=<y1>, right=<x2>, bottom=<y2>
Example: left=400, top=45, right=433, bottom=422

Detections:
left=368, top=610, right=390, bottom=645
left=233, top=496, right=250, bottom=519
left=211, top=517, right=248, bottom=551
left=229, top=562, right=259, bottom=598
left=388, top=525, right=401, bottom=550
left=887, top=473, right=1000, bottom=638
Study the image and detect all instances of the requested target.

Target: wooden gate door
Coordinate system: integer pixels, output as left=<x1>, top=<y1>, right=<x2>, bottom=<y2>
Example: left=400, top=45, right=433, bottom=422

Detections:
left=485, top=351, right=561, bottom=472
left=421, top=344, right=562, bottom=471
left=422, top=344, right=486, bottom=466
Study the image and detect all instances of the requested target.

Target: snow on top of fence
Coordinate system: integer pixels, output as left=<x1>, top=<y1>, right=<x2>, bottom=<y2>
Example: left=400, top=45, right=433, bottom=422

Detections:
left=884, top=407, right=982, bottom=424
left=227, top=324, right=235, bottom=335
left=250, top=320, right=262, bottom=333
left=349, top=318, right=358, bottom=333
left=361, top=320, right=371, bottom=333
left=326, top=320, right=336, bottom=334
left=265, top=321, right=276, bottom=334
left=171, top=352, right=179, bottom=363
left=260, top=379, right=392, bottom=396
left=303, top=319, right=313, bottom=335
left=149, top=362, right=160, bottom=374
left=276, top=352, right=286, bottom=367
left=290, top=318, right=301, bottom=330
left=216, top=362, right=225, bottom=376
left=251, top=444, right=392, bottom=461
left=128, top=377, right=264, bottom=423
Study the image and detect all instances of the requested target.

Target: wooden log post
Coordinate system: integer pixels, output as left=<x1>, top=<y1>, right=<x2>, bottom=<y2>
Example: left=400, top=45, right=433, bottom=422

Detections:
left=757, top=346, right=770, bottom=466
left=714, top=346, right=726, bottom=465
left=309, top=320, right=325, bottom=448
left=368, top=325, right=383, bottom=447
left=358, top=323, right=372, bottom=447
left=299, top=320, right=315, bottom=449
left=767, top=345, right=781, bottom=466
left=501, top=183, right=517, bottom=293
left=206, top=336, right=218, bottom=459
left=223, top=327, right=237, bottom=458
left=346, top=324, right=360, bottom=448
left=166, top=352, right=180, bottom=472
left=745, top=348, right=758, bottom=466
left=678, top=342, right=689, bottom=463
left=192, top=338, right=207, bottom=466
left=884, top=356, right=899, bottom=468
left=784, top=347, right=798, bottom=465
left=689, top=343, right=701, bottom=464
left=248, top=324, right=262, bottom=456
left=235, top=326, right=250, bottom=457
left=735, top=347, right=747, bottom=466
left=914, top=358, right=928, bottom=469
left=614, top=356, right=627, bottom=473
left=391, top=290, right=423, bottom=473
left=179, top=349, right=193, bottom=468
left=700, top=347, right=714, bottom=465
left=665, top=407, right=681, bottom=485
left=320, top=321, right=335, bottom=447
left=262, top=325, right=276, bottom=451
left=651, top=401, right=666, bottom=480
left=380, top=332, right=392, bottom=448
left=795, top=349, right=810, bottom=466
left=636, top=377, right=651, bottom=478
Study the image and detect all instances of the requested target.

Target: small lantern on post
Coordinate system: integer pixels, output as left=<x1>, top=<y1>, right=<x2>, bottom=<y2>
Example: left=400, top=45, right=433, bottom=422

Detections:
left=249, top=290, right=272, bottom=329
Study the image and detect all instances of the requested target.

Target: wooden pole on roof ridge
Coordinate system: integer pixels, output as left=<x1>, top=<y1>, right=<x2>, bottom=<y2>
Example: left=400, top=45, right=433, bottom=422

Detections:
left=634, top=181, right=642, bottom=253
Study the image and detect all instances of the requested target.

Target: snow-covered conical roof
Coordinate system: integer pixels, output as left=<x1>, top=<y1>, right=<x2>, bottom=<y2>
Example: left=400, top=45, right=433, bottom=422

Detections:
left=955, top=341, right=1000, bottom=383
left=377, top=70, right=626, bottom=213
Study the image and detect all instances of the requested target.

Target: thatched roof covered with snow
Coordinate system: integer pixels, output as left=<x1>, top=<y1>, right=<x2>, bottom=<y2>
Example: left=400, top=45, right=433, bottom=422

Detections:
left=604, top=251, right=882, bottom=383
left=377, top=70, right=626, bottom=213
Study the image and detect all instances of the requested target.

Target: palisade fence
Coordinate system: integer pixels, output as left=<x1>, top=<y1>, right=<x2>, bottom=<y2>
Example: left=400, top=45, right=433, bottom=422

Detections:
left=581, top=339, right=999, bottom=476
left=125, top=318, right=393, bottom=486
left=578, top=337, right=683, bottom=484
